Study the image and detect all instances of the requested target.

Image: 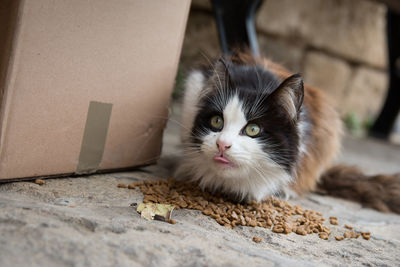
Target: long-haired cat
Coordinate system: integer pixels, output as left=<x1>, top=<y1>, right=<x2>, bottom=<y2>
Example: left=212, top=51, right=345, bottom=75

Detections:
left=175, top=53, right=400, bottom=213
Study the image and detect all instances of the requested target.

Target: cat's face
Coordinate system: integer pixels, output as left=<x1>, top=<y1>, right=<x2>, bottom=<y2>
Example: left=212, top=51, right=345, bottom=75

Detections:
left=196, top=95, right=262, bottom=173
left=183, top=60, right=305, bottom=200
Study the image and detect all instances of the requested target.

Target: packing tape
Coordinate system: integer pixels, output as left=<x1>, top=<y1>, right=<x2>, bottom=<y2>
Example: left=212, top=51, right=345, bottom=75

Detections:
left=76, top=101, right=113, bottom=174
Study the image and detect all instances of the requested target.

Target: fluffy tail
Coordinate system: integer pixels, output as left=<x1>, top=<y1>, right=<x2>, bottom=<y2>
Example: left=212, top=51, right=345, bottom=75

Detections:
left=317, top=165, right=400, bottom=214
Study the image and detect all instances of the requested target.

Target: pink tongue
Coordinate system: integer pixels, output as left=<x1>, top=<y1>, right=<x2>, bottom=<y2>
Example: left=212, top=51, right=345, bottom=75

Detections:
left=213, top=156, right=231, bottom=164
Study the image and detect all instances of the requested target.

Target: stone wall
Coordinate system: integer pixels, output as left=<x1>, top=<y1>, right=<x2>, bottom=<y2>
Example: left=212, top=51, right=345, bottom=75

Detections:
left=179, top=0, right=389, bottom=123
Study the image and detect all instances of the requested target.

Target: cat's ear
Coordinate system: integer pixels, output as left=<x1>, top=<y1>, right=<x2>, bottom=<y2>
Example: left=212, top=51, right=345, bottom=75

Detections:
left=213, top=57, right=234, bottom=89
left=271, top=74, right=304, bottom=119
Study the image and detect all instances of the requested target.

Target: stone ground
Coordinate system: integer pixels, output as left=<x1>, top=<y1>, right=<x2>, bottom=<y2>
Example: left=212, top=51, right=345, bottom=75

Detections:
left=1, top=103, right=399, bottom=267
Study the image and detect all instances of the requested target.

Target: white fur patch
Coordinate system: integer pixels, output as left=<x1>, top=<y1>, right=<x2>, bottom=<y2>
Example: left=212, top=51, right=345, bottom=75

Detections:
left=181, top=71, right=205, bottom=143
left=281, top=90, right=297, bottom=119
left=176, top=92, right=293, bottom=201
left=297, top=117, right=309, bottom=156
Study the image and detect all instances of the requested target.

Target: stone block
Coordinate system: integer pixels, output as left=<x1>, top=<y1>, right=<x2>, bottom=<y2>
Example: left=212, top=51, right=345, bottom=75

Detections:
left=256, top=0, right=387, bottom=69
left=303, top=51, right=352, bottom=109
left=258, top=35, right=304, bottom=73
left=343, top=66, right=388, bottom=120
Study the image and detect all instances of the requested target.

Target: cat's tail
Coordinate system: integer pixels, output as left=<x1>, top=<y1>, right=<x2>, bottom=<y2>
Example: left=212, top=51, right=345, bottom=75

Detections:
left=317, top=165, right=400, bottom=214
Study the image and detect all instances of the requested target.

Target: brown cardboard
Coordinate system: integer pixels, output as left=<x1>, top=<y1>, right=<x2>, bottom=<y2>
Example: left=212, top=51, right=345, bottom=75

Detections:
left=0, top=0, right=190, bottom=181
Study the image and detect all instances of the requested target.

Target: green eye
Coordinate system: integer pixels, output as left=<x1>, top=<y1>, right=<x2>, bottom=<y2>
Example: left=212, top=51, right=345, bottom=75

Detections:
left=210, top=115, right=224, bottom=130
left=244, top=123, right=260, bottom=137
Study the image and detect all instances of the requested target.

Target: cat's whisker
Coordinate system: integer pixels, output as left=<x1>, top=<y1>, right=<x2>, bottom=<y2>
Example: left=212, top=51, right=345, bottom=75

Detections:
left=203, top=55, right=225, bottom=94
left=166, top=119, right=194, bottom=133
left=132, top=150, right=202, bottom=167
left=182, top=149, right=202, bottom=155
left=136, top=114, right=198, bottom=135
left=181, top=144, right=201, bottom=149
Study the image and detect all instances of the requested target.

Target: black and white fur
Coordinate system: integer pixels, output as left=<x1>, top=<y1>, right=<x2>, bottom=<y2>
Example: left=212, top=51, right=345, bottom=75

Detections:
left=175, top=58, right=308, bottom=201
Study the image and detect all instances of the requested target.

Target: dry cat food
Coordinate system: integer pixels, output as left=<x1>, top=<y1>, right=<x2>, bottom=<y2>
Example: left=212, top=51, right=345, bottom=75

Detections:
left=361, top=232, right=371, bottom=240
left=34, top=179, right=46, bottom=185
left=329, top=216, right=338, bottom=225
left=335, top=236, right=345, bottom=241
left=344, top=224, right=353, bottom=230
left=120, top=179, right=371, bottom=241
left=252, top=236, right=263, bottom=243
left=343, top=230, right=361, bottom=239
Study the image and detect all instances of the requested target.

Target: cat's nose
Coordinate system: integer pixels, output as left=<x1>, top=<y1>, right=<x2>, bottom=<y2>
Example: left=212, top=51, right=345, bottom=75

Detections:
left=216, top=140, right=232, bottom=154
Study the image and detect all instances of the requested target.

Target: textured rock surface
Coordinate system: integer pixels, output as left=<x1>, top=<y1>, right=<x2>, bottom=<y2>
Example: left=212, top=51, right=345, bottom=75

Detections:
left=1, top=174, right=399, bottom=267
left=1, top=104, right=400, bottom=266
left=258, top=35, right=305, bottom=73
left=343, top=66, right=388, bottom=120
left=256, top=0, right=387, bottom=68
left=302, top=51, right=388, bottom=120
left=303, top=51, right=352, bottom=108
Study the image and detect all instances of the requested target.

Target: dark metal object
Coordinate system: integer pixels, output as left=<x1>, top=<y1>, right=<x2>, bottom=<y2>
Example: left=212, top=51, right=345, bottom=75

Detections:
left=211, top=0, right=263, bottom=57
left=370, top=10, right=400, bottom=139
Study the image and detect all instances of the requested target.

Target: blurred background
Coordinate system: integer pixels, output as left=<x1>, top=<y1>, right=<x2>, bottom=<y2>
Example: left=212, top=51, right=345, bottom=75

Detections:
left=174, top=0, right=400, bottom=143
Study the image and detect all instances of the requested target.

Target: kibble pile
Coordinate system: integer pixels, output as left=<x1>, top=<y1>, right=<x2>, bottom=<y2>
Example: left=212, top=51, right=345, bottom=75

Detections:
left=118, top=179, right=370, bottom=241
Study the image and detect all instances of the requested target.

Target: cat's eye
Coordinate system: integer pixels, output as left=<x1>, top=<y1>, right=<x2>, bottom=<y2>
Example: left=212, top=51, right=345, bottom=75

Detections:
left=244, top=123, right=261, bottom=137
left=210, top=115, right=224, bottom=130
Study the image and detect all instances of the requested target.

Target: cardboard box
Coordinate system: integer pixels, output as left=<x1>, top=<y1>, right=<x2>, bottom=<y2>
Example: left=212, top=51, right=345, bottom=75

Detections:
left=0, top=0, right=190, bottom=181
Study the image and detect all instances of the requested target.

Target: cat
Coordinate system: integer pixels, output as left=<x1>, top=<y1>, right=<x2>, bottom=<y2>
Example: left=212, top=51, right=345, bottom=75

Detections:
left=175, top=53, right=400, bottom=213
